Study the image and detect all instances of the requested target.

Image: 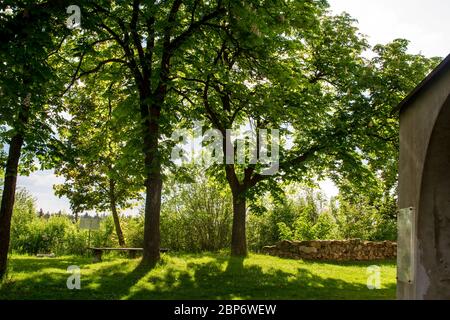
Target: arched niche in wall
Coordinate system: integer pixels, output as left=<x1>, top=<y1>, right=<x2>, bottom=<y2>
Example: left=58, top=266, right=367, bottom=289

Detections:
left=417, top=94, right=450, bottom=299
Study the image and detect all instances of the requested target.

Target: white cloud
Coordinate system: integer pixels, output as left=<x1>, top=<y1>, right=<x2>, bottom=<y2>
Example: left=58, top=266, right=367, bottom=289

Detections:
left=17, top=170, right=68, bottom=213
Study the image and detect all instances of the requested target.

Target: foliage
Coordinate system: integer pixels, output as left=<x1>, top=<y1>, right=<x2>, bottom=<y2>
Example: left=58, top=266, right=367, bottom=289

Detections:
left=248, top=188, right=338, bottom=248
left=0, top=1, right=76, bottom=173
left=165, top=2, right=439, bottom=256
left=9, top=191, right=135, bottom=255
left=247, top=201, right=296, bottom=251
left=248, top=185, right=397, bottom=250
left=53, top=46, right=143, bottom=217
left=121, top=214, right=145, bottom=248
left=332, top=195, right=397, bottom=241
left=0, top=0, right=91, bottom=277
left=160, top=171, right=233, bottom=252
left=178, top=7, right=372, bottom=192
left=10, top=189, right=36, bottom=244
left=9, top=180, right=397, bottom=257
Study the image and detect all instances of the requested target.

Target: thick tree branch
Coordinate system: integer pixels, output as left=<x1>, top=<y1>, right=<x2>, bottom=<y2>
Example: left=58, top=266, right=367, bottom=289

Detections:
left=202, top=78, right=225, bottom=132
left=79, top=58, right=127, bottom=78
left=62, top=52, right=85, bottom=96
left=98, top=22, right=143, bottom=84
left=170, top=88, right=196, bottom=107
left=248, top=144, right=327, bottom=188
left=168, top=4, right=226, bottom=55
left=131, top=0, right=150, bottom=79
left=145, top=15, right=156, bottom=80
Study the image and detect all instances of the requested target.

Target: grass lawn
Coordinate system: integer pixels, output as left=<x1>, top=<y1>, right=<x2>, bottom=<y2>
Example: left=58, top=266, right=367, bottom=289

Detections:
left=0, top=252, right=396, bottom=300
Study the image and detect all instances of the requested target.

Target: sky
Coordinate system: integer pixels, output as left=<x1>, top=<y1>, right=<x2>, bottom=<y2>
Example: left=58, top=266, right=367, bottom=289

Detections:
left=16, top=0, right=450, bottom=214
left=328, top=0, right=450, bottom=58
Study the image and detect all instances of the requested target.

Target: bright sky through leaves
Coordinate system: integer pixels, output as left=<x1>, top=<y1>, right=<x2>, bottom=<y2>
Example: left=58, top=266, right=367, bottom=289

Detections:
left=18, top=0, right=450, bottom=214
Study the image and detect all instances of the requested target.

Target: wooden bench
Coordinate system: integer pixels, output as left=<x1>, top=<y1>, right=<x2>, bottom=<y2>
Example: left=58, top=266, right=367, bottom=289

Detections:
left=89, top=247, right=169, bottom=262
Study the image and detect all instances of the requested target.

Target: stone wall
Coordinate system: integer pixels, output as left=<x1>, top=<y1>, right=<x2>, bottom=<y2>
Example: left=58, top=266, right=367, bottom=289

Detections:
left=262, top=239, right=397, bottom=261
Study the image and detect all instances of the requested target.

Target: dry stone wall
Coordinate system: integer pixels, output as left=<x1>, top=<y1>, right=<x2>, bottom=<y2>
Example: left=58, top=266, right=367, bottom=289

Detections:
left=262, top=239, right=397, bottom=261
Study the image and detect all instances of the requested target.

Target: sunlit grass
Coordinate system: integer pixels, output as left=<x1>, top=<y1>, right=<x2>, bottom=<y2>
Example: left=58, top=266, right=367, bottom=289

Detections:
left=0, top=252, right=396, bottom=300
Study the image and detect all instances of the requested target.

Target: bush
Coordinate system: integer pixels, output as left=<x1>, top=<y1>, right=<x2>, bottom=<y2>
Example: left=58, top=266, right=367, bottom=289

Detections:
left=9, top=191, right=120, bottom=255
left=10, top=189, right=36, bottom=250
left=248, top=187, right=397, bottom=249
left=7, top=182, right=396, bottom=256
left=122, top=215, right=145, bottom=248
left=90, top=215, right=116, bottom=248
left=247, top=201, right=296, bottom=251
left=160, top=176, right=233, bottom=252
left=11, top=213, right=87, bottom=255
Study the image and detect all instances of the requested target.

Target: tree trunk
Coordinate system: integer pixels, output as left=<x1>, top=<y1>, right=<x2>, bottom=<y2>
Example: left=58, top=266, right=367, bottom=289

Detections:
left=0, top=134, right=25, bottom=279
left=224, top=161, right=249, bottom=257
left=0, top=93, right=30, bottom=279
left=109, top=178, right=126, bottom=247
left=231, top=193, right=247, bottom=257
left=140, top=96, right=163, bottom=267
left=141, top=171, right=162, bottom=266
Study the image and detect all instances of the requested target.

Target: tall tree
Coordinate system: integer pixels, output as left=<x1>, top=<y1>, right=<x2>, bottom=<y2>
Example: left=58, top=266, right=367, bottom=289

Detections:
left=172, top=5, right=367, bottom=256
left=355, top=39, right=441, bottom=194
left=54, top=74, right=143, bottom=247
left=334, top=39, right=441, bottom=221
left=0, top=0, right=75, bottom=278
left=174, top=6, right=431, bottom=256
left=68, top=0, right=236, bottom=266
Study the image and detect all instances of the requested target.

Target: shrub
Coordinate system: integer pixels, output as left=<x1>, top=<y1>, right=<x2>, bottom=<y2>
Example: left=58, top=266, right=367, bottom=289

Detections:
left=248, top=187, right=397, bottom=248
left=7, top=182, right=396, bottom=256
left=160, top=176, right=232, bottom=252
left=122, top=215, right=145, bottom=248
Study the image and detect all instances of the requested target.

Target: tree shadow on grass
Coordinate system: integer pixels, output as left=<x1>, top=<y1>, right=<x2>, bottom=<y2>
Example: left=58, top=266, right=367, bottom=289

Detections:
left=126, top=256, right=396, bottom=300
left=7, top=256, right=91, bottom=273
left=0, top=257, right=150, bottom=300
left=83, top=260, right=160, bottom=299
left=0, top=255, right=396, bottom=300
